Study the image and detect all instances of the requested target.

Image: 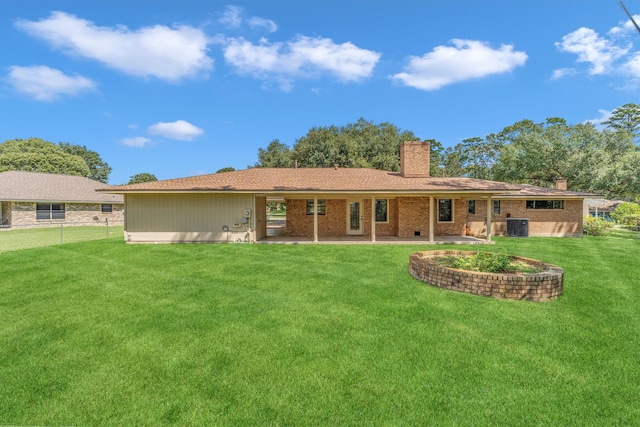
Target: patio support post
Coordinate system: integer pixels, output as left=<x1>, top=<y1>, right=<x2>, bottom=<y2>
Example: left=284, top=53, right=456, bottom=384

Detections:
left=429, top=196, right=435, bottom=242
left=371, top=196, right=376, bottom=242
left=486, top=196, right=492, bottom=242
left=313, top=197, right=318, bottom=243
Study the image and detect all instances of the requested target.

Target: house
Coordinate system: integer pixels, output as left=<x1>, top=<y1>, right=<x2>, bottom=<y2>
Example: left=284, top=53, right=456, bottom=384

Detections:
left=0, top=171, right=124, bottom=228
left=99, top=142, right=589, bottom=244
left=583, top=198, right=624, bottom=220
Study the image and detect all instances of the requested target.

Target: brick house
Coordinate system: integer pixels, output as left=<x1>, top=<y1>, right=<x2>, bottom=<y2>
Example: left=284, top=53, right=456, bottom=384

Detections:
left=0, top=171, right=124, bottom=228
left=100, top=141, right=589, bottom=244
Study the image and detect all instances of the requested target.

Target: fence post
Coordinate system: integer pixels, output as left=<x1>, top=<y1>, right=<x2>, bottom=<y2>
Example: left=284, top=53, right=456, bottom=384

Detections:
left=60, top=223, right=63, bottom=245
left=106, top=218, right=109, bottom=238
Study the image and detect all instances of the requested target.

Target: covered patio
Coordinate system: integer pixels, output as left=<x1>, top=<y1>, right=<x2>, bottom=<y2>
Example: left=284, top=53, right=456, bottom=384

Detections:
left=257, top=234, right=492, bottom=245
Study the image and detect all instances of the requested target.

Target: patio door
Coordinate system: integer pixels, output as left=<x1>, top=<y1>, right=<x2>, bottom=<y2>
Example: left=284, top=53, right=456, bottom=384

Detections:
left=347, top=200, right=363, bottom=235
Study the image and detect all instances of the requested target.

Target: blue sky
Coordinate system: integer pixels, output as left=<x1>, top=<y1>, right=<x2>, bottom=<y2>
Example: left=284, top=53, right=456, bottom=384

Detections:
left=1, top=0, right=639, bottom=184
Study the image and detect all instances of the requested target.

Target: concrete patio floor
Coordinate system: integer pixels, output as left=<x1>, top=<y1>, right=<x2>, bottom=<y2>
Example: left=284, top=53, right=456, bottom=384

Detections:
left=257, top=235, right=492, bottom=245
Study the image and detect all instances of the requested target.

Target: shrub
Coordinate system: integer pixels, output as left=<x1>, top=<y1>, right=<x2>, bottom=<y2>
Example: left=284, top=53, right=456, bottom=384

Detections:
left=437, top=252, right=543, bottom=273
left=583, top=216, right=614, bottom=236
left=610, top=202, right=640, bottom=226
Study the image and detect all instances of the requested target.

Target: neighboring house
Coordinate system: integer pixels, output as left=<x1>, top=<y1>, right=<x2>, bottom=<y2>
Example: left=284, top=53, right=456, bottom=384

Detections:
left=99, top=142, right=590, bottom=244
left=583, top=198, right=624, bottom=220
left=0, top=171, right=124, bottom=228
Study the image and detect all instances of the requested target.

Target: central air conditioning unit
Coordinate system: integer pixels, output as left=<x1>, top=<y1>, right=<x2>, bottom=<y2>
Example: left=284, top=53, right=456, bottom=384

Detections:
left=506, top=218, right=529, bottom=237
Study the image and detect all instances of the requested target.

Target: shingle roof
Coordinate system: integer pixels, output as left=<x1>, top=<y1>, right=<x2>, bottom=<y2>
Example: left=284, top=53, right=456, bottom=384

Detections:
left=99, top=168, right=522, bottom=194
left=501, top=184, right=593, bottom=199
left=0, top=171, right=124, bottom=203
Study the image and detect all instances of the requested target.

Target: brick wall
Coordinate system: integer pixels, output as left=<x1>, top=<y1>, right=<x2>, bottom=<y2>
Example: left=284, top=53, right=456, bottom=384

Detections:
left=400, top=142, right=430, bottom=177
left=7, top=202, right=124, bottom=227
left=409, top=250, right=564, bottom=302
left=466, top=199, right=583, bottom=237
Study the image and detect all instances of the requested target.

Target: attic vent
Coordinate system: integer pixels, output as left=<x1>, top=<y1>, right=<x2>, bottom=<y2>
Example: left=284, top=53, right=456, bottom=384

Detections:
left=506, top=218, right=529, bottom=238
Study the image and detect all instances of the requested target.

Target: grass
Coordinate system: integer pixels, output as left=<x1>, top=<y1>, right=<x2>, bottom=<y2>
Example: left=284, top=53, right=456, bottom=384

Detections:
left=0, top=235, right=638, bottom=425
left=0, top=225, right=124, bottom=253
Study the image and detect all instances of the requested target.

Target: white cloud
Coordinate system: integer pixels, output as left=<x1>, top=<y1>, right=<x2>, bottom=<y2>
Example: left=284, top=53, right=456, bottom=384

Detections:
left=623, top=52, right=640, bottom=77
left=390, top=39, right=527, bottom=91
left=219, top=6, right=277, bottom=33
left=7, top=65, right=96, bottom=101
left=219, top=6, right=243, bottom=28
left=147, top=120, right=204, bottom=141
left=223, top=35, right=380, bottom=89
left=15, top=11, right=213, bottom=82
left=551, top=67, right=578, bottom=80
left=555, top=27, right=629, bottom=75
left=249, top=17, right=277, bottom=33
left=584, top=109, right=612, bottom=129
left=121, top=136, right=152, bottom=147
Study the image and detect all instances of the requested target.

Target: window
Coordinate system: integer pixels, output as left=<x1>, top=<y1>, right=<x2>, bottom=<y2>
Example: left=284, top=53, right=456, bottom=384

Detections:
left=526, top=200, right=564, bottom=209
left=101, top=204, right=113, bottom=213
left=493, top=200, right=501, bottom=215
left=306, top=199, right=326, bottom=215
left=468, top=200, right=476, bottom=215
left=36, top=203, right=65, bottom=220
left=438, top=199, right=453, bottom=222
left=375, top=199, right=388, bottom=222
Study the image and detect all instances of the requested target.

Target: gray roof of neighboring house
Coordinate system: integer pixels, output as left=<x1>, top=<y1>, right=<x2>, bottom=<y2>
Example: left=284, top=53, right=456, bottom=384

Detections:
left=0, top=171, right=124, bottom=204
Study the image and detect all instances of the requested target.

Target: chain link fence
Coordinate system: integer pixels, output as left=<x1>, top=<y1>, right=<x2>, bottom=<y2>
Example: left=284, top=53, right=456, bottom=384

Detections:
left=0, top=220, right=124, bottom=253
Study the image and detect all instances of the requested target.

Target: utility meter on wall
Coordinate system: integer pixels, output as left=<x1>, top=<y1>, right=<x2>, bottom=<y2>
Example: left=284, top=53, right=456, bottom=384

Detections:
left=243, top=209, right=252, bottom=217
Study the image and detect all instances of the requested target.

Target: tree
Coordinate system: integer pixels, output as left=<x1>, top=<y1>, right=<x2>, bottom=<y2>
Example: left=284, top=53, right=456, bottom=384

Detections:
left=255, top=139, right=293, bottom=168
left=216, top=167, right=236, bottom=173
left=610, top=202, right=640, bottom=225
left=603, top=103, right=640, bottom=143
left=59, top=142, right=112, bottom=183
left=255, top=118, right=435, bottom=172
left=0, top=138, right=90, bottom=177
left=128, top=173, right=158, bottom=184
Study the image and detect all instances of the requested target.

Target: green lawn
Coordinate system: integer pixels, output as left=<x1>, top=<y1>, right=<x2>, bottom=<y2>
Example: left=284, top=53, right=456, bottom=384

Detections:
left=0, top=236, right=638, bottom=425
left=0, top=225, right=124, bottom=253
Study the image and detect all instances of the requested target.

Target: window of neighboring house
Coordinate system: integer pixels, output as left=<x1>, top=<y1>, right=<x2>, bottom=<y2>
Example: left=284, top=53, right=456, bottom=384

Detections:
left=306, top=199, right=326, bottom=215
left=375, top=199, right=388, bottom=223
left=438, top=199, right=453, bottom=222
left=101, top=204, right=113, bottom=213
left=468, top=200, right=476, bottom=215
left=493, top=200, right=501, bottom=215
left=36, top=203, right=65, bottom=220
left=526, top=200, right=564, bottom=209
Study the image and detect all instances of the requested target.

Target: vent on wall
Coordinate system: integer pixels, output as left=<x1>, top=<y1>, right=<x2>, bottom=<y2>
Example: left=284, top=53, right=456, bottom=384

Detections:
left=506, top=218, right=529, bottom=237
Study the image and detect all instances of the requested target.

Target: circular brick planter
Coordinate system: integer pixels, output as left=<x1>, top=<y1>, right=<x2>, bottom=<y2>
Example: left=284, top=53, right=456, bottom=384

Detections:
left=409, top=250, right=563, bottom=302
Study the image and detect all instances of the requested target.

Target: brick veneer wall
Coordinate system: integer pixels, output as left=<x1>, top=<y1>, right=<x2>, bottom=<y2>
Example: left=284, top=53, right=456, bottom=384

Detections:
left=409, top=250, right=564, bottom=302
left=7, top=202, right=124, bottom=227
left=466, top=199, right=583, bottom=237
left=400, top=141, right=430, bottom=177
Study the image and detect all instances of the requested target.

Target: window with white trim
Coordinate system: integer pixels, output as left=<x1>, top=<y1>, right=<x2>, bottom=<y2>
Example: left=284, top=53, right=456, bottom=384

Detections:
left=438, top=199, right=453, bottom=222
left=468, top=200, right=476, bottom=215
left=375, top=199, right=388, bottom=222
left=493, top=200, right=501, bottom=215
left=306, top=199, right=326, bottom=215
left=36, top=203, right=65, bottom=220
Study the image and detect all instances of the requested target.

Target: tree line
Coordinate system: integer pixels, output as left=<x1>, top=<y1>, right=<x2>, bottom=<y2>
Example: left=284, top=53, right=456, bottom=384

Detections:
left=0, top=137, right=159, bottom=184
left=254, top=105, right=640, bottom=201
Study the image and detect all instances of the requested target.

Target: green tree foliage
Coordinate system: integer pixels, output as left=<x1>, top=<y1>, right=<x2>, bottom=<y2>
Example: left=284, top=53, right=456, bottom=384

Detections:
left=255, top=140, right=293, bottom=168
left=255, top=118, right=440, bottom=173
left=603, top=103, right=640, bottom=142
left=216, top=167, right=236, bottom=173
left=128, top=173, right=158, bottom=184
left=0, top=138, right=90, bottom=177
left=610, top=202, right=640, bottom=225
left=59, top=142, right=112, bottom=183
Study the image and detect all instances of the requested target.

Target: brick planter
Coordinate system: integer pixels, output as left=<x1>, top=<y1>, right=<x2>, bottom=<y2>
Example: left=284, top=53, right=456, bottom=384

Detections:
left=409, top=250, right=563, bottom=301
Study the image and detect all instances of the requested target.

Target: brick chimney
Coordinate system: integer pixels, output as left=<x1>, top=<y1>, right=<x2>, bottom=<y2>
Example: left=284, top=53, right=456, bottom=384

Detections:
left=556, top=177, right=567, bottom=191
left=400, top=141, right=430, bottom=177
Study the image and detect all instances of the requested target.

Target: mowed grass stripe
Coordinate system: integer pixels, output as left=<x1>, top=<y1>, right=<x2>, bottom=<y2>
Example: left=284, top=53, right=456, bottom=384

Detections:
left=0, top=237, right=638, bottom=425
